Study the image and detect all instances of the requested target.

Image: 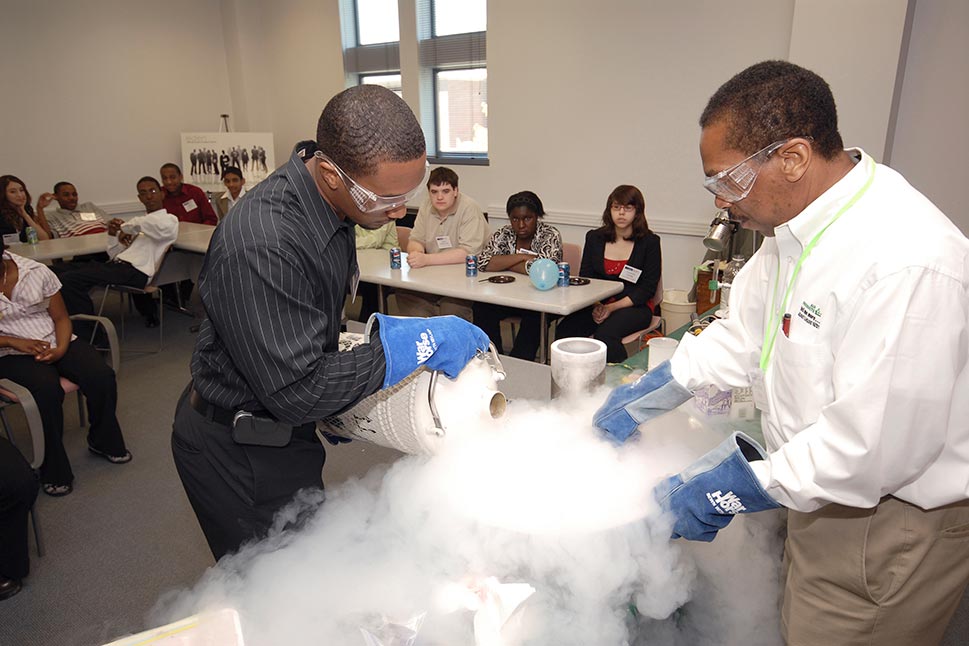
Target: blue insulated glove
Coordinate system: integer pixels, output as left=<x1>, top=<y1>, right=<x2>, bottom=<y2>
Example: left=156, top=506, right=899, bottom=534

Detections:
left=370, top=313, right=491, bottom=388
left=593, top=361, right=693, bottom=442
left=654, top=432, right=781, bottom=542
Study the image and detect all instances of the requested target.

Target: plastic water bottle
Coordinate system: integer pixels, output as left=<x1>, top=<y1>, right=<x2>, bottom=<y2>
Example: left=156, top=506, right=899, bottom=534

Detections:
left=720, top=255, right=746, bottom=313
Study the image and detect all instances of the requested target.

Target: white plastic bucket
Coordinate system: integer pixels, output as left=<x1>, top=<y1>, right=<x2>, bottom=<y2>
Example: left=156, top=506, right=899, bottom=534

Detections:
left=318, top=340, right=507, bottom=455
left=550, top=337, right=607, bottom=398
left=662, top=289, right=695, bottom=332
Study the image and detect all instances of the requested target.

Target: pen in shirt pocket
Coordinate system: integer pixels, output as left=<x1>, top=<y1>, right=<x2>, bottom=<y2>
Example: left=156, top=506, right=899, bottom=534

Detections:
left=782, top=313, right=791, bottom=337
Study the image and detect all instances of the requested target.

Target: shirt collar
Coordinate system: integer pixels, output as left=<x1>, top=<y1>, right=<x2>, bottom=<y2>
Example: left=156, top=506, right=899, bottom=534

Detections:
left=774, top=148, right=869, bottom=258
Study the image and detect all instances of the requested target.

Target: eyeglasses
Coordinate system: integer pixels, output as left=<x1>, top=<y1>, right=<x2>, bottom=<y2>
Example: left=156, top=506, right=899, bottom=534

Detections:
left=314, top=152, right=427, bottom=213
left=703, top=137, right=814, bottom=202
left=137, top=187, right=161, bottom=196
left=611, top=204, right=635, bottom=214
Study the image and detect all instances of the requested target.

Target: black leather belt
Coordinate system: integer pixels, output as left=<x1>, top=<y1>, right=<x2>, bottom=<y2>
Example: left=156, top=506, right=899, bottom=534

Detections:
left=188, top=388, right=314, bottom=436
left=190, top=388, right=248, bottom=427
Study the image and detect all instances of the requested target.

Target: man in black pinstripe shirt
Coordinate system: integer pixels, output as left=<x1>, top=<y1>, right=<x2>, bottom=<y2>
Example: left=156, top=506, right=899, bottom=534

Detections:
left=172, top=86, right=488, bottom=559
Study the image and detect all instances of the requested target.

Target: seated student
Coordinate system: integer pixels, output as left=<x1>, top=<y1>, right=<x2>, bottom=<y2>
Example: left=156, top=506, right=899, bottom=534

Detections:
left=36, top=181, right=109, bottom=238
left=397, top=167, right=488, bottom=321
left=159, top=163, right=217, bottom=226
left=0, top=242, right=130, bottom=497
left=0, top=175, right=52, bottom=243
left=215, top=166, right=246, bottom=221
left=0, top=435, right=38, bottom=600
left=354, top=221, right=399, bottom=322
left=58, top=176, right=179, bottom=332
left=555, top=185, right=661, bottom=364
left=472, top=191, right=562, bottom=360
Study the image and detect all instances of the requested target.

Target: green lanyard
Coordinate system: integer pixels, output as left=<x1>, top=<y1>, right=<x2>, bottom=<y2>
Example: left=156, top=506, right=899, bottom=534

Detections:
left=759, top=156, right=876, bottom=371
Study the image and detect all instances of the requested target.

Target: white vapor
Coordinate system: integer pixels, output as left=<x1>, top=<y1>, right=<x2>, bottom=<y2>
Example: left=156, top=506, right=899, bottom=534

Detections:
left=153, top=386, right=784, bottom=645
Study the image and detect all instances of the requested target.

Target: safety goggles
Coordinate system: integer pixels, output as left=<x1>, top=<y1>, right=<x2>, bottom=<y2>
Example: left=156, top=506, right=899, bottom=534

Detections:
left=314, top=152, right=427, bottom=213
left=703, top=138, right=803, bottom=203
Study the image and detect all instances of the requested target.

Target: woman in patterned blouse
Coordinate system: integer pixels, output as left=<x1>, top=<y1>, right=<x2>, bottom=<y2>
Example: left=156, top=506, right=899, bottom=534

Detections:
left=472, top=191, right=562, bottom=360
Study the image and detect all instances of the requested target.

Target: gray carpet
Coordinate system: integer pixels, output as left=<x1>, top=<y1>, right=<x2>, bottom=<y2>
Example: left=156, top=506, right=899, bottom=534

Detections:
left=0, top=299, right=405, bottom=646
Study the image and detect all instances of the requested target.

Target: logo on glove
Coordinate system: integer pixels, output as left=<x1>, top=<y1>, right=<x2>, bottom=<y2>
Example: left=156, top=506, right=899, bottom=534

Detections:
left=415, top=329, right=438, bottom=364
left=706, top=489, right=747, bottom=515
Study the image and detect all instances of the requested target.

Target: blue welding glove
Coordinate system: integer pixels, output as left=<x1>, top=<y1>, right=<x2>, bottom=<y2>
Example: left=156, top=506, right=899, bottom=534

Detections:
left=593, top=361, right=693, bottom=443
left=369, top=313, right=491, bottom=388
left=654, top=432, right=781, bottom=542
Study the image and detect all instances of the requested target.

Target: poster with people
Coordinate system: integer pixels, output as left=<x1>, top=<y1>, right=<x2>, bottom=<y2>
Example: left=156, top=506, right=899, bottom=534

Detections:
left=180, top=132, right=275, bottom=193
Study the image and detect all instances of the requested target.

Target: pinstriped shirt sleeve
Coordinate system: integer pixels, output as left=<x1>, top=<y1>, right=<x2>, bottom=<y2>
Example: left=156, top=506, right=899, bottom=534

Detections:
left=191, top=141, right=386, bottom=425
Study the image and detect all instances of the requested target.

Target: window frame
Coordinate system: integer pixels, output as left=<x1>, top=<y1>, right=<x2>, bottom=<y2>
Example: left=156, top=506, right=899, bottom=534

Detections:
left=429, top=65, right=489, bottom=165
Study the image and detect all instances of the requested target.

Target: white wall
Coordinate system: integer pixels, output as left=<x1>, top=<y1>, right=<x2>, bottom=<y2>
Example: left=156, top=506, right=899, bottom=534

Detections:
left=0, top=0, right=233, bottom=208
left=4, top=0, right=961, bottom=289
left=890, top=0, right=969, bottom=235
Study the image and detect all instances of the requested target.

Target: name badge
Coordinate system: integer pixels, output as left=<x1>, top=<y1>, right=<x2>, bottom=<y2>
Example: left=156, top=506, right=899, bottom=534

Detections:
left=619, top=264, right=642, bottom=283
left=182, top=199, right=198, bottom=212
left=435, top=235, right=453, bottom=249
left=2, top=233, right=20, bottom=245
left=80, top=212, right=97, bottom=221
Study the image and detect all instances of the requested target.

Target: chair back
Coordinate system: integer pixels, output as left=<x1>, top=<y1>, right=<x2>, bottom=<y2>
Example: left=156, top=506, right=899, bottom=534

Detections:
left=396, top=226, right=411, bottom=251
left=145, top=243, right=177, bottom=288
left=562, top=242, right=581, bottom=269
left=653, top=275, right=664, bottom=308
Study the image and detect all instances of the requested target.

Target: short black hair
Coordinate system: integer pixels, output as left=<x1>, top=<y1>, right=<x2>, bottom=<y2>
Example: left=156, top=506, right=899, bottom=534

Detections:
left=428, top=167, right=459, bottom=189
left=221, top=166, right=243, bottom=180
left=137, top=176, right=161, bottom=189
left=160, top=162, right=182, bottom=175
left=700, top=60, right=844, bottom=160
left=506, top=191, right=545, bottom=217
left=316, top=85, right=425, bottom=177
left=53, top=181, right=75, bottom=193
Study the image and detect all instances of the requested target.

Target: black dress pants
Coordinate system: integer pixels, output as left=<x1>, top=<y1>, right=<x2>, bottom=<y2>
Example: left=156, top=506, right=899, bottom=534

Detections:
left=472, top=303, right=543, bottom=361
left=171, top=386, right=326, bottom=560
left=555, top=304, right=654, bottom=364
left=0, top=436, right=38, bottom=581
left=58, top=260, right=157, bottom=338
left=0, top=341, right=125, bottom=486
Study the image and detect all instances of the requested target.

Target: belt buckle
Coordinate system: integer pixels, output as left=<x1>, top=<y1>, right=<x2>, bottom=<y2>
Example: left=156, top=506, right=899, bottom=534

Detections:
left=232, top=410, right=253, bottom=428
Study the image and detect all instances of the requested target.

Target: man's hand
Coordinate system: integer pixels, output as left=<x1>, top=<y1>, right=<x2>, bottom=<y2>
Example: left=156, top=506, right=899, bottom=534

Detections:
left=8, top=337, right=50, bottom=357
left=107, top=218, right=125, bottom=237
left=36, top=193, right=56, bottom=211
left=370, top=314, right=491, bottom=388
left=117, top=231, right=137, bottom=246
left=593, top=361, right=693, bottom=442
left=407, top=251, right=429, bottom=269
left=654, top=432, right=781, bottom=542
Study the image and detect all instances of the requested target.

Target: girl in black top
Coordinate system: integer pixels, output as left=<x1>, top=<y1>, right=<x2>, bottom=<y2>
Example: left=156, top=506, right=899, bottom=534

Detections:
left=0, top=176, right=52, bottom=242
left=555, top=185, right=661, bottom=363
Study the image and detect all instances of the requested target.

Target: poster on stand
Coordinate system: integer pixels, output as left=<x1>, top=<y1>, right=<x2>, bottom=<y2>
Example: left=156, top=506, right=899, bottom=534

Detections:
left=180, top=132, right=275, bottom=193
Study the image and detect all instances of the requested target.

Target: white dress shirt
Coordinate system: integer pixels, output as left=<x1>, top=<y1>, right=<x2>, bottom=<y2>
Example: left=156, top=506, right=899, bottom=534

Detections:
left=107, top=209, right=179, bottom=279
left=672, top=149, right=969, bottom=512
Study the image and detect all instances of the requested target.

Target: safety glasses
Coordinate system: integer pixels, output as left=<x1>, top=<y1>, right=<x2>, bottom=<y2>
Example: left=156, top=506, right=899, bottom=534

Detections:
left=314, top=152, right=427, bottom=213
left=703, top=138, right=806, bottom=203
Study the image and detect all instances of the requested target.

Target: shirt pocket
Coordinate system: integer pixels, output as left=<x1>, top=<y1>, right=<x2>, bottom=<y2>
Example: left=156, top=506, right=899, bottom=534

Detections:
left=770, top=333, right=834, bottom=434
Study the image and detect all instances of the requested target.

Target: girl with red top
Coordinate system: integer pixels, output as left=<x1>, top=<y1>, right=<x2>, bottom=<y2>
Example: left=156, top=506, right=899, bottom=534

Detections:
left=555, top=185, right=662, bottom=363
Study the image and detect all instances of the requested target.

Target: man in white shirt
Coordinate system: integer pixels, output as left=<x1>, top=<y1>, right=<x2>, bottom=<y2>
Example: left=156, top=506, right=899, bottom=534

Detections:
left=396, top=166, right=488, bottom=320
left=595, top=61, right=969, bottom=645
left=59, top=176, right=179, bottom=335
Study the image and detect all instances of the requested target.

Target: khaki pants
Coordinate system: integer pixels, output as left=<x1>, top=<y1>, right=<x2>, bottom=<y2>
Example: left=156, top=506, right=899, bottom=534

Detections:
left=782, top=496, right=969, bottom=646
left=393, top=290, right=473, bottom=322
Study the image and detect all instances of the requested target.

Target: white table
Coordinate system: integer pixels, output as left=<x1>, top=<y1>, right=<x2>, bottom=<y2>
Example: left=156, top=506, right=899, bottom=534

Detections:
left=7, top=221, right=215, bottom=261
left=356, top=249, right=622, bottom=363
